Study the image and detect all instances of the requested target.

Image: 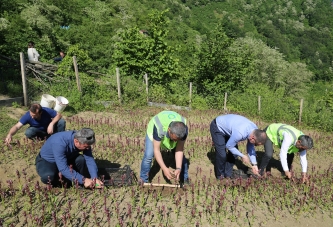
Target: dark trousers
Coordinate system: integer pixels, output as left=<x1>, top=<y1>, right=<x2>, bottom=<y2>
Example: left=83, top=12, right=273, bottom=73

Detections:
left=210, top=119, right=237, bottom=178
left=259, top=137, right=295, bottom=175
left=35, top=153, right=89, bottom=187
left=25, top=119, right=66, bottom=140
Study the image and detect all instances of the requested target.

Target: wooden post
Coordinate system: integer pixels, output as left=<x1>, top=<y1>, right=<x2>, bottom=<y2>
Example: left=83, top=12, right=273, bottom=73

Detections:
left=223, top=92, right=227, bottom=112
left=20, top=52, right=28, bottom=106
left=72, top=56, right=81, bottom=92
left=189, top=82, right=192, bottom=108
left=299, top=98, right=303, bottom=124
left=116, top=68, right=121, bottom=103
left=144, top=73, right=148, bottom=102
left=258, top=96, right=261, bottom=114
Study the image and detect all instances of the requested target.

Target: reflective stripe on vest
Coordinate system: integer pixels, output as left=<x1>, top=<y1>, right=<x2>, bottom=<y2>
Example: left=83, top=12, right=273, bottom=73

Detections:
left=154, top=114, right=186, bottom=138
left=277, top=124, right=297, bottom=145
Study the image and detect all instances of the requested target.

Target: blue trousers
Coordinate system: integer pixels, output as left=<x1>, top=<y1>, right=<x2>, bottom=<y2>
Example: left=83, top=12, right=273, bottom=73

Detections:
left=140, top=134, right=189, bottom=183
left=35, top=153, right=89, bottom=187
left=25, top=118, right=66, bottom=140
left=210, top=119, right=237, bottom=179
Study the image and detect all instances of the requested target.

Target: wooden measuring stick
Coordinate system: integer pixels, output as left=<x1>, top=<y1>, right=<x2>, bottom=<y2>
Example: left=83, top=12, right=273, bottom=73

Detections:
left=143, top=183, right=181, bottom=188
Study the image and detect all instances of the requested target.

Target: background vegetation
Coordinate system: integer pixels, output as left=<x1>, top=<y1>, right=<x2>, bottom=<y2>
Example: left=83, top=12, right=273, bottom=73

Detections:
left=1, top=0, right=333, bottom=130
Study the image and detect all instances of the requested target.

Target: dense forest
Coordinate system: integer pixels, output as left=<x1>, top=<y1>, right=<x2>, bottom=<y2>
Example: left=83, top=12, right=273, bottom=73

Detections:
left=1, top=0, right=333, bottom=130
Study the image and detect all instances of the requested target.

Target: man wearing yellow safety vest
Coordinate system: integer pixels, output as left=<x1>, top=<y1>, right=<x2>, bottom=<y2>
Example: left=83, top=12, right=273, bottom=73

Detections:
left=140, top=111, right=189, bottom=183
left=259, top=123, right=313, bottom=183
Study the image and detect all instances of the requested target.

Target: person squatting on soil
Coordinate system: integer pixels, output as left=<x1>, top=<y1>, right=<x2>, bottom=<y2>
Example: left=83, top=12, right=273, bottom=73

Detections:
left=27, top=41, right=40, bottom=62
left=210, top=114, right=267, bottom=179
left=259, top=123, right=314, bottom=183
left=5, top=104, right=66, bottom=144
left=35, top=128, right=104, bottom=188
left=140, top=111, right=189, bottom=183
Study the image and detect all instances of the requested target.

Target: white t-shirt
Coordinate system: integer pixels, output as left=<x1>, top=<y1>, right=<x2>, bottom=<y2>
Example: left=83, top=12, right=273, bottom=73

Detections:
left=27, top=48, right=40, bottom=61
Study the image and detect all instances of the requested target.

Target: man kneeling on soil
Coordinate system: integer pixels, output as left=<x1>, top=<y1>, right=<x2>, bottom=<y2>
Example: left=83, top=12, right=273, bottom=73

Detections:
left=140, top=110, right=189, bottom=184
left=259, top=123, right=313, bottom=183
left=5, top=103, right=66, bottom=143
left=35, top=128, right=103, bottom=188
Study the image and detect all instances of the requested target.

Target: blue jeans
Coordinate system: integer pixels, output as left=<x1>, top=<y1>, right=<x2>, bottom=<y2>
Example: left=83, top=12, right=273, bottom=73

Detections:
left=25, top=118, right=66, bottom=139
left=210, top=119, right=237, bottom=179
left=140, top=134, right=189, bottom=183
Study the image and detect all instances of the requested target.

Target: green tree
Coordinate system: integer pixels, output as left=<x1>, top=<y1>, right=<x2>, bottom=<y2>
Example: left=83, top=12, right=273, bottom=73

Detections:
left=112, top=10, right=180, bottom=85
left=194, top=25, right=254, bottom=107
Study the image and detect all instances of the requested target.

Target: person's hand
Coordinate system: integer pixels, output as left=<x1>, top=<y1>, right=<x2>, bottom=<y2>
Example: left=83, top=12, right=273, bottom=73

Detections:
left=251, top=165, right=259, bottom=175
left=285, top=171, right=292, bottom=179
left=84, top=178, right=104, bottom=189
left=301, top=173, right=308, bottom=184
left=241, top=155, right=251, bottom=166
left=95, top=179, right=104, bottom=189
left=5, top=135, right=12, bottom=145
left=174, top=169, right=181, bottom=181
left=84, top=178, right=94, bottom=188
left=47, top=123, right=54, bottom=134
left=162, top=168, right=175, bottom=180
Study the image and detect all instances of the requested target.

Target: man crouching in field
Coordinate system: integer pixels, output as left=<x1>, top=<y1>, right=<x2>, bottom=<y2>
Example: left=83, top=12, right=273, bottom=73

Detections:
left=259, top=123, right=313, bottom=183
left=139, top=110, right=189, bottom=184
left=35, top=128, right=103, bottom=188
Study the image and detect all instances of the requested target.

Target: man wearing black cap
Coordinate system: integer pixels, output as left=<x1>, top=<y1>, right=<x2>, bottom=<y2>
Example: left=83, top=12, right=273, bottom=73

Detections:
left=35, top=128, right=103, bottom=188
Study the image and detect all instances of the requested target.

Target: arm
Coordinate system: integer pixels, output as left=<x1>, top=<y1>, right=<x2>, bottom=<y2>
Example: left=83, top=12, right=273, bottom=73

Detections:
left=246, top=142, right=259, bottom=175
left=226, top=133, right=245, bottom=158
left=299, top=150, right=308, bottom=183
left=5, top=122, right=24, bottom=144
left=153, top=139, right=174, bottom=180
left=226, top=133, right=251, bottom=166
left=47, top=112, right=62, bottom=134
left=83, top=149, right=103, bottom=188
left=33, top=48, right=40, bottom=58
left=246, top=142, right=257, bottom=164
left=53, top=145, right=86, bottom=184
left=174, top=140, right=185, bottom=181
left=279, top=132, right=294, bottom=178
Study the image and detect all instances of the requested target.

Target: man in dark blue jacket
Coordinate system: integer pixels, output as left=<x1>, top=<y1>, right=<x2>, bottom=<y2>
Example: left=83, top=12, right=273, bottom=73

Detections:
left=35, top=128, right=103, bottom=188
left=5, top=103, right=65, bottom=143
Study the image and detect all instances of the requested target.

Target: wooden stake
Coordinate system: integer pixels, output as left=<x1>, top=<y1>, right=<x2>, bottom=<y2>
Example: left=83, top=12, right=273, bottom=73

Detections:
left=258, top=96, right=261, bottom=115
left=72, top=56, right=81, bottom=92
left=223, top=92, right=228, bottom=112
left=144, top=73, right=148, bottom=102
left=116, top=67, right=121, bottom=104
left=299, top=98, right=303, bottom=125
left=189, top=82, right=192, bottom=108
left=20, top=52, right=28, bottom=106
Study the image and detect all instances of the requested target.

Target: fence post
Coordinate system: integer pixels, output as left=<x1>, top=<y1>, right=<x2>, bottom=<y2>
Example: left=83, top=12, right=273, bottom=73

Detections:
left=299, top=98, right=303, bottom=125
left=258, top=96, right=261, bottom=115
left=189, top=82, right=192, bottom=108
left=72, top=56, right=81, bottom=92
left=144, top=73, right=148, bottom=102
left=223, top=92, right=227, bottom=112
left=116, top=68, right=121, bottom=104
left=20, top=52, right=28, bottom=106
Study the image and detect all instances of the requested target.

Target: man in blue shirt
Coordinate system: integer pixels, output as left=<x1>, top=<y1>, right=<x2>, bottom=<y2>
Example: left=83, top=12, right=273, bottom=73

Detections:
left=210, top=114, right=267, bottom=179
left=35, top=128, right=104, bottom=188
left=5, top=104, right=66, bottom=143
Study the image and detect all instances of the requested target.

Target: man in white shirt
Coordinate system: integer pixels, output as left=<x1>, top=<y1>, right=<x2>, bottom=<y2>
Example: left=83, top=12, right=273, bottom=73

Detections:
left=27, top=41, right=40, bottom=62
left=259, top=123, right=313, bottom=183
